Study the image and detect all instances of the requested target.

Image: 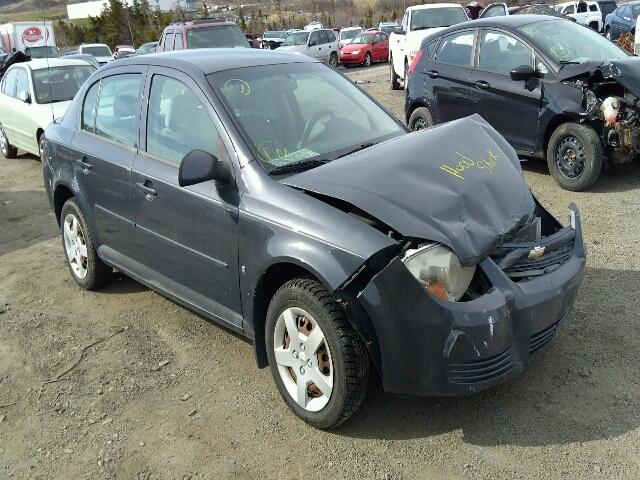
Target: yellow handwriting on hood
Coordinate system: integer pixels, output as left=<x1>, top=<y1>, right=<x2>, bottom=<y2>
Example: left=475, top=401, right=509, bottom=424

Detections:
left=440, top=148, right=499, bottom=180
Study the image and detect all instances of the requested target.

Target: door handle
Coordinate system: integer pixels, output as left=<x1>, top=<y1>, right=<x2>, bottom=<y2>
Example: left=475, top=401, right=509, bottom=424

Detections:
left=474, top=80, right=490, bottom=89
left=427, top=70, right=439, bottom=78
left=75, top=158, right=92, bottom=173
left=136, top=181, right=157, bottom=199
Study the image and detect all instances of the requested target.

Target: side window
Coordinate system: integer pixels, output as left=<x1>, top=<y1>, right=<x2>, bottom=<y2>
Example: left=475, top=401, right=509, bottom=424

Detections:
left=319, top=30, right=329, bottom=44
left=309, top=31, right=321, bottom=46
left=478, top=30, right=533, bottom=74
left=589, top=4, right=598, bottom=12
left=577, top=2, right=587, bottom=13
left=435, top=30, right=475, bottom=67
left=482, top=4, right=507, bottom=17
left=174, top=32, right=184, bottom=50
left=146, top=75, right=228, bottom=165
left=82, top=81, right=100, bottom=133
left=164, top=31, right=175, bottom=51
left=15, top=68, right=29, bottom=99
left=564, top=5, right=576, bottom=14
left=94, top=74, right=142, bottom=147
left=380, top=32, right=388, bottom=41
left=327, top=30, right=336, bottom=42
left=373, top=33, right=383, bottom=43
left=2, top=69, right=17, bottom=97
left=426, top=38, right=439, bottom=58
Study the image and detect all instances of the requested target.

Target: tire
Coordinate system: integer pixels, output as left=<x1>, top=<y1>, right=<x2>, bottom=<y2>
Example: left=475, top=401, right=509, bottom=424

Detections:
left=605, top=28, right=611, bottom=41
left=266, top=277, right=369, bottom=429
left=408, top=106, right=435, bottom=131
left=60, top=198, right=112, bottom=290
left=403, top=60, right=409, bottom=91
left=38, top=134, right=45, bottom=160
left=0, top=124, right=17, bottom=159
left=390, top=56, right=401, bottom=90
left=329, top=52, right=338, bottom=68
left=546, top=122, right=603, bottom=191
left=589, top=22, right=598, bottom=31
left=363, top=52, right=371, bottom=67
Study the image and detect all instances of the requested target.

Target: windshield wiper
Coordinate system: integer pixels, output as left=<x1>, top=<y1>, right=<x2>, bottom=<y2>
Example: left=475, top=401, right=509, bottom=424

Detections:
left=268, top=158, right=329, bottom=175
left=337, top=142, right=377, bottom=159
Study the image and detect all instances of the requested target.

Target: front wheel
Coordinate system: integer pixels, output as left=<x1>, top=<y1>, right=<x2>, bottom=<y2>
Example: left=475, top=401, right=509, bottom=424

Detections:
left=0, top=124, right=17, bottom=159
left=605, top=29, right=611, bottom=41
left=363, top=52, right=371, bottom=67
left=546, top=122, right=603, bottom=191
left=408, top=106, right=434, bottom=131
left=390, top=57, right=401, bottom=90
left=266, top=278, right=369, bottom=429
left=329, top=52, right=338, bottom=68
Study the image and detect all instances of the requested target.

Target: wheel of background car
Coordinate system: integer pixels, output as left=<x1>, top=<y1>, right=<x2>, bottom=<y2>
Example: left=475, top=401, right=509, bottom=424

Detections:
left=300, top=110, right=336, bottom=146
left=329, top=52, right=338, bottom=68
left=408, top=106, right=434, bottom=131
left=0, top=124, right=17, bottom=159
left=546, top=122, right=603, bottom=191
left=364, top=52, right=372, bottom=67
left=606, top=29, right=611, bottom=40
left=403, top=60, right=409, bottom=91
left=38, top=136, right=45, bottom=160
left=390, top=56, right=401, bottom=90
left=265, top=277, right=369, bottom=429
left=60, top=198, right=112, bottom=290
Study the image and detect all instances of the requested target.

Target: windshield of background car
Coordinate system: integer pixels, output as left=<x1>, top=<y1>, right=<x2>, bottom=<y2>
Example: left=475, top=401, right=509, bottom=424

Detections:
left=351, top=33, right=374, bottom=44
left=518, top=20, right=628, bottom=64
left=186, top=25, right=250, bottom=48
left=27, top=46, right=59, bottom=58
left=82, top=46, right=111, bottom=56
left=264, top=31, right=286, bottom=38
left=381, top=26, right=396, bottom=35
left=340, top=29, right=362, bottom=40
left=32, top=65, right=95, bottom=104
left=411, top=7, right=468, bottom=30
left=210, top=62, right=404, bottom=172
left=283, top=31, right=310, bottom=46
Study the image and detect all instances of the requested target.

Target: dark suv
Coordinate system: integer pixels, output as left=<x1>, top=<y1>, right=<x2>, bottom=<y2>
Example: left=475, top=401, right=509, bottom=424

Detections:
left=157, top=19, right=249, bottom=51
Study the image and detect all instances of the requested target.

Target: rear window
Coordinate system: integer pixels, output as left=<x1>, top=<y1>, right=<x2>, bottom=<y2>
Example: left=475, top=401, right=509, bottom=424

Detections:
left=82, top=46, right=111, bottom=57
left=411, top=7, right=468, bottom=30
left=32, top=65, right=96, bottom=104
left=186, top=25, right=250, bottom=49
left=599, top=1, right=616, bottom=15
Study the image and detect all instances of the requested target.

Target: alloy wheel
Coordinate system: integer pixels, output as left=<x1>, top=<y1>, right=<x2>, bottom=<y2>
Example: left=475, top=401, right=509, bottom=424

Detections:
left=0, top=126, right=8, bottom=157
left=412, top=117, right=428, bottom=131
left=273, top=306, right=334, bottom=412
left=364, top=53, right=371, bottom=67
left=329, top=54, right=338, bottom=68
left=63, top=213, right=89, bottom=279
left=555, top=134, right=586, bottom=179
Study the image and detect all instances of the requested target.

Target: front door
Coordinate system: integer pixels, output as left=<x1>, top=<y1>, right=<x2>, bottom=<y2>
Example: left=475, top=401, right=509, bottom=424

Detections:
left=425, top=29, right=476, bottom=123
left=70, top=68, right=145, bottom=256
left=468, top=29, right=541, bottom=152
left=372, top=33, right=388, bottom=62
left=130, top=68, right=242, bottom=327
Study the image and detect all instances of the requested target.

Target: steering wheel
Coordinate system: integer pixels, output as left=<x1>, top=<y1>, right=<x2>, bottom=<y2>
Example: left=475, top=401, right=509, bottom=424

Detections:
left=300, top=110, right=336, bottom=147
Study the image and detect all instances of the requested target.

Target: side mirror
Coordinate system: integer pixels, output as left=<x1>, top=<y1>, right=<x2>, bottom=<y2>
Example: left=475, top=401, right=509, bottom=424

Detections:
left=510, top=65, right=538, bottom=81
left=178, top=149, right=232, bottom=187
left=18, top=90, right=31, bottom=103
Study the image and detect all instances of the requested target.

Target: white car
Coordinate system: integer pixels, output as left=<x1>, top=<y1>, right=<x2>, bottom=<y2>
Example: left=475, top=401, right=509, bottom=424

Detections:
left=554, top=1, right=603, bottom=31
left=338, top=26, right=363, bottom=49
left=0, top=58, right=96, bottom=158
left=389, top=3, right=468, bottom=90
left=78, top=43, right=113, bottom=66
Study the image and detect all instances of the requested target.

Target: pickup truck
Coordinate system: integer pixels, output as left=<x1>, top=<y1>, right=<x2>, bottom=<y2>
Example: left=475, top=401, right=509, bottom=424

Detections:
left=389, top=3, right=468, bottom=90
left=554, top=1, right=604, bottom=31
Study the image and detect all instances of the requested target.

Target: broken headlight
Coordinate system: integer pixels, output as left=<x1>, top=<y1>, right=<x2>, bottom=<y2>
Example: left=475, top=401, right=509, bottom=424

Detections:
left=402, top=244, right=476, bottom=302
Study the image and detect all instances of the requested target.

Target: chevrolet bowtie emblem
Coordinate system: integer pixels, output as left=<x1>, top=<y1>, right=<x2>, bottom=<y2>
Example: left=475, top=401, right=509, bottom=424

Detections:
left=528, top=246, right=545, bottom=260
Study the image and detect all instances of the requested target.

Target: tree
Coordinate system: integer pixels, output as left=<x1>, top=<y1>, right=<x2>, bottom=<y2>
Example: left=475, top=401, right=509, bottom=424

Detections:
left=199, top=1, right=210, bottom=18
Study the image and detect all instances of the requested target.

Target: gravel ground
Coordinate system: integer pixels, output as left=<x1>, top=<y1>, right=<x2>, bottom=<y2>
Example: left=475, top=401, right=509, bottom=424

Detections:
left=0, top=64, right=639, bottom=480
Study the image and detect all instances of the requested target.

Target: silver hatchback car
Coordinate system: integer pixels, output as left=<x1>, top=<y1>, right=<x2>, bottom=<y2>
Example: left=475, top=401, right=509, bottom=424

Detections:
left=276, top=28, right=339, bottom=67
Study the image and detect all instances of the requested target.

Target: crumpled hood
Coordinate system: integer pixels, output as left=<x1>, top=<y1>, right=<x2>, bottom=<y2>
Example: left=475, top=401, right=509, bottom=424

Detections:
left=558, top=58, right=640, bottom=98
left=285, top=114, right=535, bottom=266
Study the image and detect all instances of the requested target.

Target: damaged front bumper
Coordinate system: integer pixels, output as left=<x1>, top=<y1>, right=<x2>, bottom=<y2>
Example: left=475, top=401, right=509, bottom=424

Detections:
left=356, top=206, right=586, bottom=396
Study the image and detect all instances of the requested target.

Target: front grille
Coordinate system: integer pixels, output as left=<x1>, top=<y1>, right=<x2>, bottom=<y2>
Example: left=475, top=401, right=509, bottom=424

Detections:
left=448, top=348, right=514, bottom=385
left=502, top=242, right=573, bottom=280
left=510, top=217, right=541, bottom=243
left=529, top=320, right=560, bottom=355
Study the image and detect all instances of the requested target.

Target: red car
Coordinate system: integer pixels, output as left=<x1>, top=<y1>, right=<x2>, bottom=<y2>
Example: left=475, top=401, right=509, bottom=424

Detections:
left=339, top=30, right=389, bottom=67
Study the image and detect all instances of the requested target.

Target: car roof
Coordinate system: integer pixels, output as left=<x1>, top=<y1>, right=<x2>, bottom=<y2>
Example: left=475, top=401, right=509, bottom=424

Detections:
left=104, top=48, right=317, bottom=75
left=166, top=20, right=236, bottom=30
left=81, top=43, right=110, bottom=47
left=22, top=58, right=96, bottom=71
left=456, top=14, right=566, bottom=29
left=409, top=2, right=465, bottom=10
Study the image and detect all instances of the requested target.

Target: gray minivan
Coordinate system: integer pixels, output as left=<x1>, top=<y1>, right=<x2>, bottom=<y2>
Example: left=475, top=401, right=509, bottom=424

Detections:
left=276, top=28, right=339, bottom=67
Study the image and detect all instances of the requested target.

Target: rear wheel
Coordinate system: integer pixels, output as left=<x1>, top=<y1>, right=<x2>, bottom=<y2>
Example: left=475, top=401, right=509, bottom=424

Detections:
left=363, top=52, right=371, bottom=67
left=547, top=122, right=602, bottom=191
left=0, top=124, right=17, bottom=159
left=390, top=56, right=401, bottom=90
left=329, top=52, right=338, bottom=68
left=408, top=106, right=434, bottom=131
left=266, top=278, right=369, bottom=429
left=403, top=60, right=409, bottom=90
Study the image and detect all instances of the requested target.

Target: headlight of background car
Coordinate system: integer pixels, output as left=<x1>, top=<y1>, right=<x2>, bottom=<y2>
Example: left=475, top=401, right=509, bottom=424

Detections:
left=351, top=50, right=361, bottom=54
left=402, top=244, right=476, bottom=302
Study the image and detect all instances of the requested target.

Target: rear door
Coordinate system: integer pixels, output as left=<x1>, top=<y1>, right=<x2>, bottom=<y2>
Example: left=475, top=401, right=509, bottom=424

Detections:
left=12, top=66, right=34, bottom=150
left=372, top=32, right=388, bottom=61
left=425, top=29, right=475, bottom=123
left=70, top=66, right=145, bottom=257
left=130, top=67, right=242, bottom=327
left=0, top=68, right=20, bottom=148
left=469, top=28, right=541, bottom=152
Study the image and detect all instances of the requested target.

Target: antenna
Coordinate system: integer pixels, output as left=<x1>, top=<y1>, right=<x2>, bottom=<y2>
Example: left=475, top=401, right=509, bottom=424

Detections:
left=43, top=8, right=54, bottom=123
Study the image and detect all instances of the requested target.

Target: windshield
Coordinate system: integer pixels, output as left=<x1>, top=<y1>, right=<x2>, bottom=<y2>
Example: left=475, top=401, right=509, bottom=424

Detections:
left=340, top=28, right=362, bottom=41
left=82, top=46, right=111, bottom=56
left=32, top=64, right=95, bottom=104
left=283, top=31, right=310, bottom=46
left=186, top=25, right=250, bottom=48
left=210, top=62, right=404, bottom=173
left=381, top=26, right=396, bottom=35
left=518, top=20, right=628, bottom=64
left=26, top=46, right=59, bottom=58
left=411, top=7, right=468, bottom=30
left=264, top=31, right=286, bottom=38
left=351, top=33, right=374, bottom=44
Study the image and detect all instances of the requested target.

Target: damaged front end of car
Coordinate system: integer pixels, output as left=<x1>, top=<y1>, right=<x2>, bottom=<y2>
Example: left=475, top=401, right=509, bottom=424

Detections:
left=285, top=115, right=586, bottom=396
left=561, top=58, right=640, bottom=165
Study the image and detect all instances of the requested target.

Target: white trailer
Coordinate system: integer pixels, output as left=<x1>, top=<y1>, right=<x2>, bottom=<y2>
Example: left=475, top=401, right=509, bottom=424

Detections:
left=0, top=21, right=57, bottom=56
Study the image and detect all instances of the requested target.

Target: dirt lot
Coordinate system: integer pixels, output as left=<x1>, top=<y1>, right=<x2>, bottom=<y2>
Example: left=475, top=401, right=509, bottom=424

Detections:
left=1, top=64, right=639, bottom=480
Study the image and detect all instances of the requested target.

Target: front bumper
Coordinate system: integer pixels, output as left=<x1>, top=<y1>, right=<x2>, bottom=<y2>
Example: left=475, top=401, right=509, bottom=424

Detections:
left=356, top=208, right=586, bottom=396
left=339, top=51, right=365, bottom=64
